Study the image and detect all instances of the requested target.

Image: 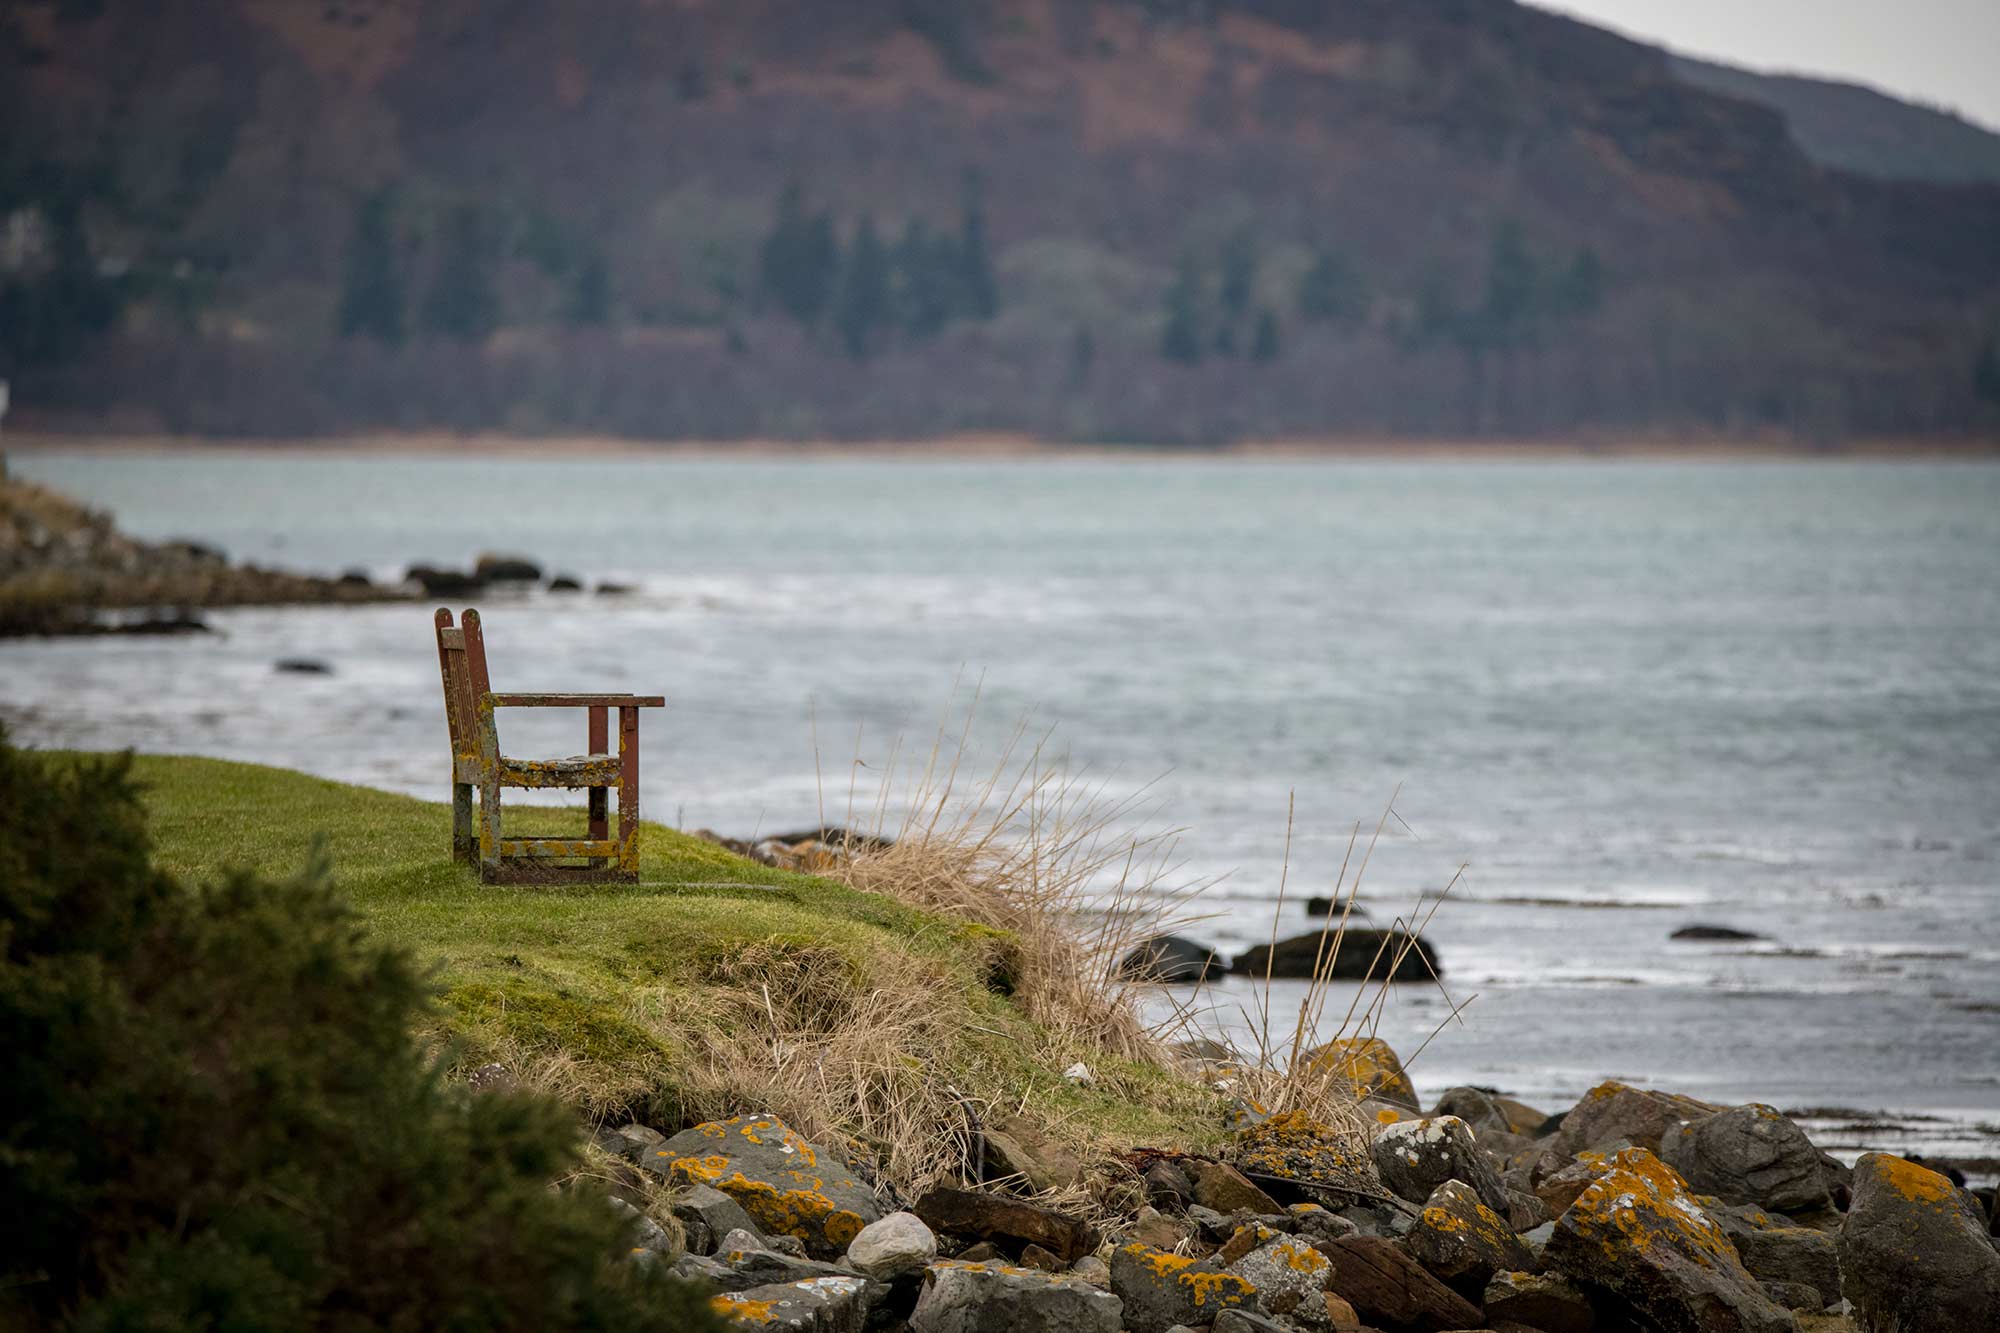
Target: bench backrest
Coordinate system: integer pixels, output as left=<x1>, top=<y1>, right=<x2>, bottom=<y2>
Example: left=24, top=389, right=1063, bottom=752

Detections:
left=434, top=607, right=492, bottom=769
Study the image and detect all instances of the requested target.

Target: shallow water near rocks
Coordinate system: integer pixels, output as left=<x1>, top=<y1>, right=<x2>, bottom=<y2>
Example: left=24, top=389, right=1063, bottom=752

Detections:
left=6, top=449, right=1998, bottom=1180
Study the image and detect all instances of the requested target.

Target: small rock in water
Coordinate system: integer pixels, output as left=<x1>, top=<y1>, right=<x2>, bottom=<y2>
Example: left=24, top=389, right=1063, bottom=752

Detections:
left=474, top=552, right=543, bottom=582
left=1116, top=934, right=1222, bottom=983
left=595, top=580, right=635, bottom=595
left=274, top=657, right=332, bottom=674
left=1672, top=923, right=1767, bottom=941
left=547, top=574, right=583, bottom=592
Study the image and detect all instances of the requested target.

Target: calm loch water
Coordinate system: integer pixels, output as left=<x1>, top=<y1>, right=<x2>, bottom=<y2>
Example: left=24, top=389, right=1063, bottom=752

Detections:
left=7, top=449, right=1998, bottom=1172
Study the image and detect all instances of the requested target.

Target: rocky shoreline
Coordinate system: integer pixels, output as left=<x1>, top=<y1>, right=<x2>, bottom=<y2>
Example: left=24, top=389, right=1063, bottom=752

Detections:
left=548, top=1036, right=2000, bottom=1333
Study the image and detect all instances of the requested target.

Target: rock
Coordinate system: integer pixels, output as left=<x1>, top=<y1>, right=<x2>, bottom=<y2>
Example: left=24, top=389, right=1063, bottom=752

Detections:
left=602, top=1121, right=667, bottom=1158
left=337, top=567, right=373, bottom=585
left=1403, top=1179, right=1535, bottom=1297
left=1761, top=1280, right=1827, bottom=1310
left=1224, top=1234, right=1339, bottom=1328
left=711, top=1275, right=872, bottom=1331
left=981, top=1116, right=1084, bottom=1191
left=1369, top=1116, right=1512, bottom=1215
left=1070, top=1255, right=1110, bottom=1286
left=1144, top=1160, right=1195, bottom=1208
left=1838, top=1152, right=2000, bottom=1332
left=845, top=1211, right=936, bottom=1278
left=1232, top=929, right=1441, bottom=982
left=1547, top=1080, right=1719, bottom=1165
left=1481, top=1270, right=1595, bottom=1333
left=1298, top=1038, right=1421, bottom=1109
left=1215, top=1221, right=1282, bottom=1266
left=1429, top=1086, right=1512, bottom=1135
left=274, top=657, right=332, bottom=674
left=474, top=552, right=543, bottom=582
left=547, top=574, right=583, bottom=592
left=1119, top=934, right=1223, bottom=983
left=912, top=1186, right=1099, bottom=1262
left=1288, top=1202, right=1360, bottom=1248
left=1235, top=1109, right=1380, bottom=1195
left=670, top=1251, right=737, bottom=1288
left=405, top=564, right=486, bottom=595
left=953, top=1241, right=1001, bottom=1263
left=1536, top=1151, right=1618, bottom=1215
left=670, top=1182, right=763, bottom=1255
left=1061, top=1061, right=1093, bottom=1087
left=595, top=580, right=634, bottom=595
left=606, top=1195, right=679, bottom=1258
left=1541, top=1147, right=1793, bottom=1333
left=1660, top=1104, right=1832, bottom=1215
left=1017, top=1243, right=1065, bottom=1272
left=1185, top=1159, right=1283, bottom=1215
left=1214, top=1311, right=1298, bottom=1333
left=711, top=1233, right=866, bottom=1291
left=1108, top=1243, right=1258, bottom=1333
left=466, top=1061, right=516, bottom=1093
left=909, top=1259, right=1122, bottom=1333
left=1302, top=896, right=1371, bottom=919
left=653, top=1115, right=882, bottom=1259
left=1706, top=1202, right=1841, bottom=1309
left=1314, top=1236, right=1484, bottom=1332
left=1672, top=924, right=1766, bottom=941
left=1186, top=1204, right=1236, bottom=1241
left=1224, top=1096, right=1273, bottom=1131
left=1320, top=1293, right=1362, bottom=1330
left=1128, top=1207, right=1194, bottom=1251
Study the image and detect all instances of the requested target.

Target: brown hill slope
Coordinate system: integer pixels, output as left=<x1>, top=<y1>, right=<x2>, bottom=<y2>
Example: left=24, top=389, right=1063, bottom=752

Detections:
left=3, top=0, right=1998, bottom=442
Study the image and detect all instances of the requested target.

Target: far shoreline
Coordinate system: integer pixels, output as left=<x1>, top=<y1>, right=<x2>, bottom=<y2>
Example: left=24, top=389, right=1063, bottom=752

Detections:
left=6, top=428, right=1999, bottom=463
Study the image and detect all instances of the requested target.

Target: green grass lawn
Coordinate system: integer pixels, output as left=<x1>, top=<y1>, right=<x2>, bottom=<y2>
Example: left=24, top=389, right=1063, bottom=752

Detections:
left=105, top=753, right=1225, bottom=1174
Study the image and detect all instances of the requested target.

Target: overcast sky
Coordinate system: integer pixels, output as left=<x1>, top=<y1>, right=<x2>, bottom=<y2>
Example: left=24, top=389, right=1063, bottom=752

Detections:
left=1541, top=0, right=2000, bottom=131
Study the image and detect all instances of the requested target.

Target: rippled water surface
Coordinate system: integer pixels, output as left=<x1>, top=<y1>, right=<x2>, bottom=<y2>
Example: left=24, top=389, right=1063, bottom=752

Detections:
left=7, top=450, right=1998, bottom=1166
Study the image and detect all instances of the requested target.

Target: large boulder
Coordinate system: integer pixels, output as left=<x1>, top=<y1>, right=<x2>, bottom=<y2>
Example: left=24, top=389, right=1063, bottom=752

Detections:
left=1185, top=1159, right=1284, bottom=1215
left=912, top=1187, right=1099, bottom=1262
left=1222, top=1234, right=1339, bottom=1329
left=1107, top=1242, right=1259, bottom=1333
left=1403, top=1179, right=1534, bottom=1297
left=1707, top=1200, right=1841, bottom=1309
left=1542, top=1147, right=1794, bottom=1333
left=1232, top=929, right=1440, bottom=983
left=1313, top=1236, right=1483, bottom=1332
left=1369, top=1115, right=1512, bottom=1215
left=1544, top=1080, right=1718, bottom=1174
left=1838, top=1153, right=2000, bottom=1332
left=1299, top=1038, right=1421, bottom=1110
left=1118, top=935, right=1223, bottom=983
left=1480, top=1270, right=1594, bottom=1333
left=653, top=1115, right=883, bottom=1259
left=1659, top=1105, right=1831, bottom=1215
left=908, top=1260, right=1122, bottom=1333
left=1234, top=1110, right=1381, bottom=1195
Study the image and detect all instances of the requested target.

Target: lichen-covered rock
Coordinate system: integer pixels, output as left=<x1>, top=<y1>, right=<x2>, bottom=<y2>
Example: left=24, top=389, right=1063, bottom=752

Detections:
left=711, top=1275, right=872, bottom=1331
left=1212, top=1310, right=1298, bottom=1333
left=1548, top=1081, right=1718, bottom=1166
left=908, top=1259, right=1122, bottom=1333
left=710, top=1234, right=871, bottom=1293
left=1481, top=1269, right=1594, bottom=1333
left=1369, top=1115, right=1512, bottom=1215
left=1286, top=1202, right=1359, bottom=1248
left=1299, top=1037, right=1421, bottom=1109
left=1109, top=1242, right=1259, bottom=1332
left=1660, top=1105, right=1831, bottom=1215
left=844, top=1210, right=936, bottom=1278
left=1236, top=1110, right=1382, bottom=1195
left=1186, top=1159, right=1284, bottom=1215
left=673, top=1182, right=763, bottom=1255
left=1536, top=1150, right=1616, bottom=1215
left=1403, top=1179, right=1534, bottom=1297
left=1706, top=1200, right=1841, bottom=1310
left=1542, top=1147, right=1794, bottom=1333
left=1838, top=1153, right=2000, bottom=1332
left=1223, top=1234, right=1338, bottom=1329
left=606, top=1195, right=680, bottom=1259
left=655, top=1116, right=882, bottom=1259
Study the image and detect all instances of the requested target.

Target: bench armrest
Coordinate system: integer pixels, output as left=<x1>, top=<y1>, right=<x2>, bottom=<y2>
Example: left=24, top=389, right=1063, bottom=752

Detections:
left=486, top=693, right=666, bottom=708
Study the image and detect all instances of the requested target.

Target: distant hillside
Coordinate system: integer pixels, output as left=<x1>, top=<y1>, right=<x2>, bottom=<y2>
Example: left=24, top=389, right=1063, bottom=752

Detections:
left=3, top=0, right=1999, bottom=444
left=1670, top=54, right=2000, bottom=186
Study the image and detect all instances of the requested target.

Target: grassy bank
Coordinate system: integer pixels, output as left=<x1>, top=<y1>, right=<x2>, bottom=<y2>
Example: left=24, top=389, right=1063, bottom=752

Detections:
left=105, top=753, right=1228, bottom=1190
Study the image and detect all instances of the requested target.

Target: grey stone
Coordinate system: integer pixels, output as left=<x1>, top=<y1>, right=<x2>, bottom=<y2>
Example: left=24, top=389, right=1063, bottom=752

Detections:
left=844, top=1210, right=937, bottom=1278
left=1213, top=1312, right=1297, bottom=1333
left=1369, top=1115, right=1512, bottom=1216
left=673, top=1182, right=761, bottom=1255
left=652, top=1115, right=881, bottom=1259
left=603, top=1121, right=668, bottom=1159
left=1660, top=1105, right=1832, bottom=1215
left=710, top=1233, right=870, bottom=1293
left=1109, top=1242, right=1259, bottom=1332
left=1287, top=1202, right=1359, bottom=1248
left=1186, top=1204, right=1235, bottom=1240
left=1185, top=1158, right=1284, bottom=1215
left=711, top=1275, right=872, bottom=1331
left=908, top=1259, right=1122, bottom=1333
left=1707, top=1201, right=1841, bottom=1310
left=1223, top=1234, right=1339, bottom=1328
left=1144, top=1160, right=1195, bottom=1208
left=1403, top=1179, right=1534, bottom=1297
left=1069, top=1255, right=1110, bottom=1286
left=1839, top=1152, right=2000, bottom=1332
left=1481, top=1270, right=1594, bottom=1333
left=668, top=1252, right=735, bottom=1288
left=605, top=1196, right=677, bottom=1258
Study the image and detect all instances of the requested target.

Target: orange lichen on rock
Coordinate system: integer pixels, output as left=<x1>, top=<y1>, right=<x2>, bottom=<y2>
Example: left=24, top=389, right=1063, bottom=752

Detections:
left=1235, top=1108, right=1379, bottom=1192
left=1564, top=1148, right=1736, bottom=1268
left=1869, top=1153, right=1960, bottom=1206
left=1116, top=1243, right=1257, bottom=1309
left=1300, top=1037, right=1419, bottom=1107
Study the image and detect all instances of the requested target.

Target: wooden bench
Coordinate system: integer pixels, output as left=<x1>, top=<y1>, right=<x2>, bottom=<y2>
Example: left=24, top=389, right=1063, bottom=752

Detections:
left=434, top=607, right=663, bottom=883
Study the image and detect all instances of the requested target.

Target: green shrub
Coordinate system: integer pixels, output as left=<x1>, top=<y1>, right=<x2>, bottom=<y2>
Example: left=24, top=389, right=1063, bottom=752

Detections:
left=0, top=731, right=724, bottom=1331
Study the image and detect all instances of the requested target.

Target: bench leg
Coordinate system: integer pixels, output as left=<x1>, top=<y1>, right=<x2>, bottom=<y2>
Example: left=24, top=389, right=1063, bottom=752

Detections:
left=588, top=706, right=608, bottom=869
left=452, top=782, right=475, bottom=862
left=617, top=706, right=639, bottom=881
left=478, top=774, right=504, bottom=883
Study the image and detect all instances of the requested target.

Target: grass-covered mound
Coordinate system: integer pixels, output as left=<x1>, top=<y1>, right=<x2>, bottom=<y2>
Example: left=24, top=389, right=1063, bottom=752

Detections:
left=112, top=753, right=1230, bottom=1192
left=1, top=736, right=725, bottom=1331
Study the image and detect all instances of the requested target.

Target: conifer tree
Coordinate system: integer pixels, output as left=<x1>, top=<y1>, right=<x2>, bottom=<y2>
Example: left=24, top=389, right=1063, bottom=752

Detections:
left=1160, top=257, right=1203, bottom=364
left=1297, top=249, right=1362, bottom=325
left=835, top=215, right=890, bottom=360
left=1219, top=230, right=1255, bottom=319
left=567, top=248, right=610, bottom=326
left=957, top=174, right=998, bottom=320
left=758, top=183, right=838, bottom=325
left=338, top=190, right=405, bottom=343
left=1974, top=331, right=2000, bottom=405
left=1552, top=245, right=1604, bottom=317
left=421, top=202, right=500, bottom=343
left=1251, top=307, right=1280, bottom=362
left=1477, top=220, right=1540, bottom=344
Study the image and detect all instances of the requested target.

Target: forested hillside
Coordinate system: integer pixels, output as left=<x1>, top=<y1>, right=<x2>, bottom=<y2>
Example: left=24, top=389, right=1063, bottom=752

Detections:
left=4, top=0, right=1999, bottom=443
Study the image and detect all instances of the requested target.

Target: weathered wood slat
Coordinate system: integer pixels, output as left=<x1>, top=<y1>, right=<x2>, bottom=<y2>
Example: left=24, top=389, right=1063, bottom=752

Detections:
left=489, top=693, right=665, bottom=708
